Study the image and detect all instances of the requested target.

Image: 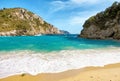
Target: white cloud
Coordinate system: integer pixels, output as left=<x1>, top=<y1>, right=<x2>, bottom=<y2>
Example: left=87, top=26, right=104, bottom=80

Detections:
left=70, top=0, right=99, bottom=4
left=50, top=1, right=66, bottom=13
left=69, top=11, right=99, bottom=26
left=69, top=17, right=86, bottom=25
left=49, top=0, right=120, bottom=33
left=50, top=0, right=120, bottom=13
left=50, top=0, right=101, bottom=13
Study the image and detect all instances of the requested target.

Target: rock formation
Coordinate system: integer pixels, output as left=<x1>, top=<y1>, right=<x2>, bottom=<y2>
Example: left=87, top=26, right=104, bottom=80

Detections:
left=0, top=8, right=62, bottom=36
left=80, top=2, right=120, bottom=40
left=60, top=30, right=70, bottom=34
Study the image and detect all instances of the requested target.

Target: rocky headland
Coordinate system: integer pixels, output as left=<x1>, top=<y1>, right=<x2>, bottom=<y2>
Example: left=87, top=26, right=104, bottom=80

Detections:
left=80, top=2, right=120, bottom=40
left=0, top=8, right=62, bottom=36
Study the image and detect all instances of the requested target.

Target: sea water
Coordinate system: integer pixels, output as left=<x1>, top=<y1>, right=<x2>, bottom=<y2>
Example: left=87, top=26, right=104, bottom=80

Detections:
left=0, top=34, right=120, bottom=78
left=0, top=34, right=120, bottom=52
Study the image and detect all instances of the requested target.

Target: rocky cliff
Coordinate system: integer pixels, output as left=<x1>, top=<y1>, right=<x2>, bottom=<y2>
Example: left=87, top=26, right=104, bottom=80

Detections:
left=0, top=8, right=62, bottom=36
left=80, top=2, right=120, bottom=40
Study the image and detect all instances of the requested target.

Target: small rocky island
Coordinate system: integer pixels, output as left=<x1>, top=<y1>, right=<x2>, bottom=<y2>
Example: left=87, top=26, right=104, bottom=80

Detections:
left=80, top=2, right=120, bottom=40
left=0, top=8, right=63, bottom=36
left=60, top=30, right=70, bottom=34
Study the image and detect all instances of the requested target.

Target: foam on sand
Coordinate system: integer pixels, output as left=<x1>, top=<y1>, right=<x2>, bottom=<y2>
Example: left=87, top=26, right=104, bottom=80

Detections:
left=0, top=47, right=120, bottom=78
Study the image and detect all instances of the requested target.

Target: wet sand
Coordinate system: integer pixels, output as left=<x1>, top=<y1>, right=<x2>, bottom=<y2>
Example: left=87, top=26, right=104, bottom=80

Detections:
left=0, top=63, right=120, bottom=81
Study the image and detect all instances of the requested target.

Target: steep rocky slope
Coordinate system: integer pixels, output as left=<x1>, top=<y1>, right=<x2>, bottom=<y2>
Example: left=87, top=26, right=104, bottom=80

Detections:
left=80, top=2, right=120, bottom=39
left=0, top=8, right=62, bottom=36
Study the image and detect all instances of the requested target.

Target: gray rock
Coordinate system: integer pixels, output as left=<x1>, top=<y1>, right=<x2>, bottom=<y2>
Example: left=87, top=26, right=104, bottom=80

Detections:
left=80, top=2, right=120, bottom=40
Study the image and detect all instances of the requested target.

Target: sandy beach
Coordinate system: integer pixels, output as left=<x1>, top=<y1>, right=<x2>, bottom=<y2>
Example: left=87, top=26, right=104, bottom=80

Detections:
left=0, top=63, right=120, bottom=81
left=1, top=1, right=120, bottom=81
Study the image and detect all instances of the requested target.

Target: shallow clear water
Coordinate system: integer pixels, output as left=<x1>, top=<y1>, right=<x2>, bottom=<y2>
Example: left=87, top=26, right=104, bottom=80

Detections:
left=0, top=34, right=120, bottom=52
left=1, top=34, right=120, bottom=78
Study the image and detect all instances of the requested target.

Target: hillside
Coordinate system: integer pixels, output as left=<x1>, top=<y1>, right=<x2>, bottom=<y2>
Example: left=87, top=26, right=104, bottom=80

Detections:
left=0, top=8, right=62, bottom=36
left=80, top=2, right=120, bottom=39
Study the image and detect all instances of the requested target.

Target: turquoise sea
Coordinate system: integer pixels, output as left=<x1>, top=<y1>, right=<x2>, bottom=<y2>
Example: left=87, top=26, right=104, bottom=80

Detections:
left=1, top=34, right=120, bottom=78
left=0, top=34, right=120, bottom=52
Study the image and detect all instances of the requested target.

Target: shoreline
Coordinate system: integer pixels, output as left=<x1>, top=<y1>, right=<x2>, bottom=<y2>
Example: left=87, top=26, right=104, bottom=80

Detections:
left=0, top=63, right=120, bottom=81
left=0, top=47, right=120, bottom=79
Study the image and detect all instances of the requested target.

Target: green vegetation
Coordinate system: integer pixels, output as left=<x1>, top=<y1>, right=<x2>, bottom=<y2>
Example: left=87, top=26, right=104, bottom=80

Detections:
left=0, top=8, right=30, bottom=32
left=80, top=2, right=120, bottom=39
left=83, top=1, right=120, bottom=29
left=0, top=7, right=59, bottom=35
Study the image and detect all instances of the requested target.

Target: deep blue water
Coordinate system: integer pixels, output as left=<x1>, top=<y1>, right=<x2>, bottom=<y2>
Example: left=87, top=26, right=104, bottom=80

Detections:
left=0, top=34, right=120, bottom=52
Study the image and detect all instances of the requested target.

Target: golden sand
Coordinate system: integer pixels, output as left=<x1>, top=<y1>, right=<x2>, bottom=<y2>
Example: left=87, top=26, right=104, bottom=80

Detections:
left=0, top=63, right=120, bottom=81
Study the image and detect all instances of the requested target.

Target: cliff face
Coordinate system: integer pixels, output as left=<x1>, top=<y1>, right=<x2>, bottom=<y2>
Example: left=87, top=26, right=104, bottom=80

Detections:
left=0, top=8, right=61, bottom=36
left=80, top=2, right=120, bottom=39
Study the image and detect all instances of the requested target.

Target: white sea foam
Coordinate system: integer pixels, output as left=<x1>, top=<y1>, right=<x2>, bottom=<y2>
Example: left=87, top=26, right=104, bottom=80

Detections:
left=0, top=47, right=120, bottom=78
left=34, top=34, right=42, bottom=36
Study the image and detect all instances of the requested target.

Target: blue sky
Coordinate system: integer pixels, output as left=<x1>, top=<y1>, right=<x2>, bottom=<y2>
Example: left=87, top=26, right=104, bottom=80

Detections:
left=0, top=0, right=120, bottom=34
